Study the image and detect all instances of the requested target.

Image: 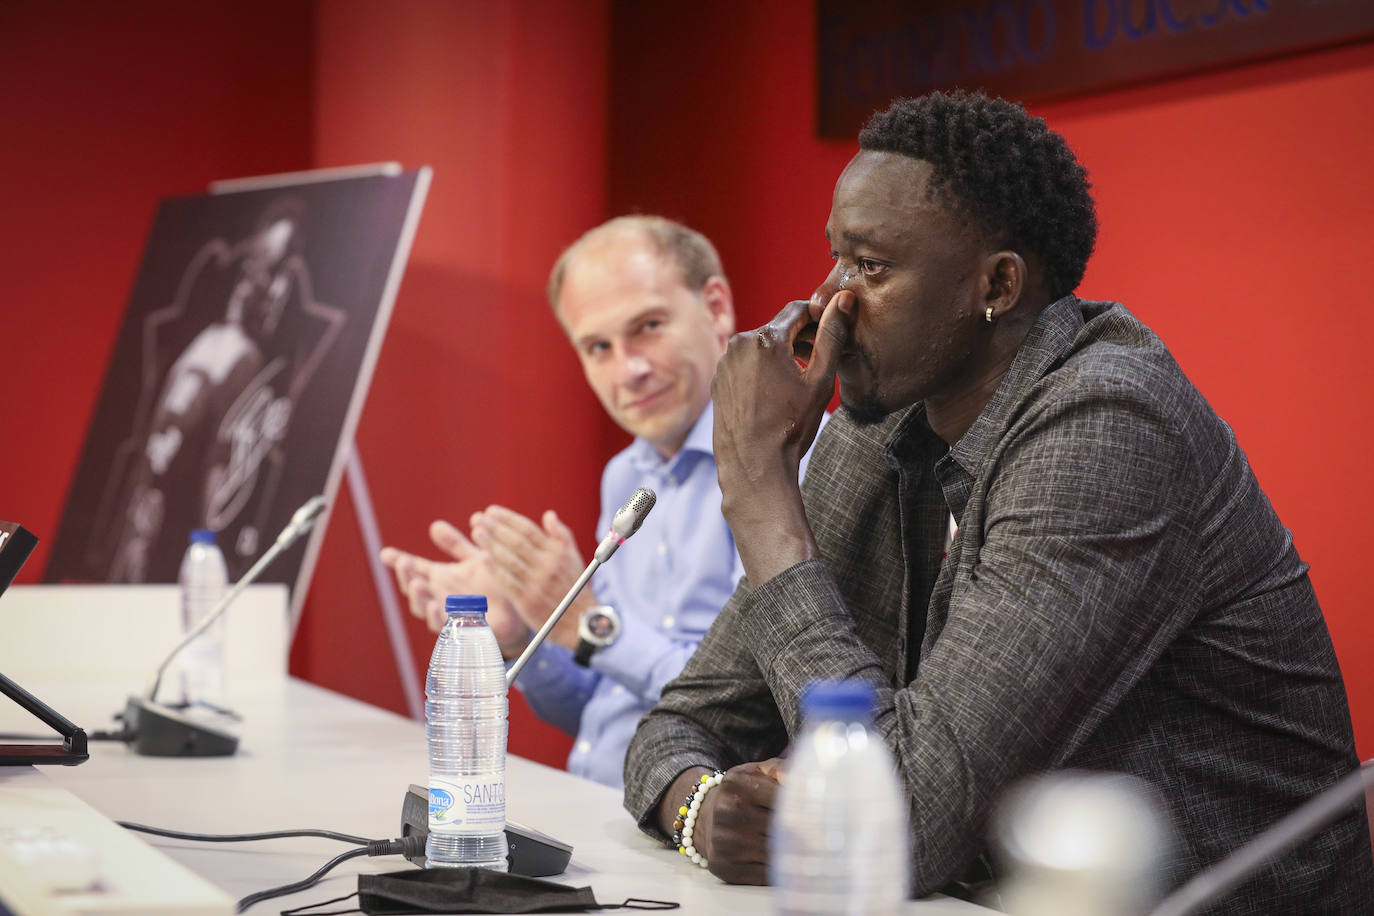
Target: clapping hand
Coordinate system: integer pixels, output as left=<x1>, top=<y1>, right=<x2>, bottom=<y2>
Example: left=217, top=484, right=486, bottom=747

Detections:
left=379, top=519, right=530, bottom=656
left=470, top=506, right=597, bottom=651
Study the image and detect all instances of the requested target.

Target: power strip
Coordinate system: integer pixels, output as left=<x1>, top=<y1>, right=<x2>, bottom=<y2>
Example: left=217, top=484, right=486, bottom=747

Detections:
left=0, top=769, right=233, bottom=915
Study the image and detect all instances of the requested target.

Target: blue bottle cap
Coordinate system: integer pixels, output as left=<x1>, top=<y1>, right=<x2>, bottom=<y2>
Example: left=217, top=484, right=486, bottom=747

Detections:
left=444, top=594, right=488, bottom=614
left=801, top=680, right=876, bottom=720
left=189, top=529, right=217, bottom=545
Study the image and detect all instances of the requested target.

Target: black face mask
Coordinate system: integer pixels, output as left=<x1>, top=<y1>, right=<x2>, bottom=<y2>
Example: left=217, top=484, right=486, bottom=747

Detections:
left=281, top=866, right=677, bottom=915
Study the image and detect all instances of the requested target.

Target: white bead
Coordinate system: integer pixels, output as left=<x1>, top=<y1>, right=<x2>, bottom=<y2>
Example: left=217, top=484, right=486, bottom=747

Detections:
left=689, top=798, right=700, bottom=811
left=683, top=827, right=692, bottom=840
left=701, top=858, right=709, bottom=869
left=691, top=852, right=701, bottom=864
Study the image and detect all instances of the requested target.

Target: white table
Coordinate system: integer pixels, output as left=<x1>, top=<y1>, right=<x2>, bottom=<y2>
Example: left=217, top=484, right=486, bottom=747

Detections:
left=0, top=679, right=993, bottom=914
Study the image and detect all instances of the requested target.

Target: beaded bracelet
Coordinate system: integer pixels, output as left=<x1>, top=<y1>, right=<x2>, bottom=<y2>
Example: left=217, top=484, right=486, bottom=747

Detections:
left=671, top=770, right=723, bottom=869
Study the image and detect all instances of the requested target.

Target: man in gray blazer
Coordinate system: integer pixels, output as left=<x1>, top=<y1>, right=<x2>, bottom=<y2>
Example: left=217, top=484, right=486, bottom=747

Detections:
left=623, top=91, right=1373, bottom=911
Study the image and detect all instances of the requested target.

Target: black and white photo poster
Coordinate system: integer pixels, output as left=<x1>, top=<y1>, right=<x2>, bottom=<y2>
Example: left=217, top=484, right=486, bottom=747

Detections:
left=47, top=167, right=429, bottom=606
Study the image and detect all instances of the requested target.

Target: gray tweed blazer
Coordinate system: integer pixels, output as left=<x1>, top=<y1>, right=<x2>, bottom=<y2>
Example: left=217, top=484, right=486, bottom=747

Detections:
left=624, top=296, right=1373, bottom=912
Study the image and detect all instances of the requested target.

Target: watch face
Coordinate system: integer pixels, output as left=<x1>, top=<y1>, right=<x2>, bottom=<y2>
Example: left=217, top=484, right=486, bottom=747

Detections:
left=580, top=605, right=620, bottom=647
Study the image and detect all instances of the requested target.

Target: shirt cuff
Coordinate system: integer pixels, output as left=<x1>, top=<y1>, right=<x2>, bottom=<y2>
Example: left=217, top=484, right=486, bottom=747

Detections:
left=589, top=609, right=679, bottom=697
left=630, top=755, right=724, bottom=841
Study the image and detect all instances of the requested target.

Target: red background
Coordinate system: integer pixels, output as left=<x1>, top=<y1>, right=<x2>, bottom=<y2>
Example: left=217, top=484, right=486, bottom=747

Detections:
left=2, top=1, right=1370, bottom=771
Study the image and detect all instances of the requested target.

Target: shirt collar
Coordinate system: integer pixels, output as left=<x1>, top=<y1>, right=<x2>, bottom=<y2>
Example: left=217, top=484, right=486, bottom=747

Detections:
left=880, top=295, right=1092, bottom=508
left=946, top=294, right=1087, bottom=479
left=626, top=400, right=715, bottom=477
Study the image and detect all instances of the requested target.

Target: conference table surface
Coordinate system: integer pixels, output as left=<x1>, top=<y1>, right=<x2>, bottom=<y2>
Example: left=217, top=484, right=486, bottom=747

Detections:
left=1, top=678, right=994, bottom=914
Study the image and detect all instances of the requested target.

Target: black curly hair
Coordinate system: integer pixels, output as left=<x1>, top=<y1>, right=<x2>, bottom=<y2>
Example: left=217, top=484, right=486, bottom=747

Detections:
left=858, top=91, right=1097, bottom=302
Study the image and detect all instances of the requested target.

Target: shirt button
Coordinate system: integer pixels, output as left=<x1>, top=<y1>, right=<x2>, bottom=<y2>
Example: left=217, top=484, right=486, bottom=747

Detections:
left=662, top=616, right=675, bottom=629
left=576, top=740, right=591, bottom=754
left=668, top=474, right=679, bottom=485
left=657, top=542, right=667, bottom=556
left=536, top=659, right=548, bottom=671
left=611, top=685, right=624, bottom=696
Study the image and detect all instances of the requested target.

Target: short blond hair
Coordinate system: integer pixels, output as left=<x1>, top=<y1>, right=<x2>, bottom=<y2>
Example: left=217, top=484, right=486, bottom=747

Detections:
left=546, top=215, right=725, bottom=309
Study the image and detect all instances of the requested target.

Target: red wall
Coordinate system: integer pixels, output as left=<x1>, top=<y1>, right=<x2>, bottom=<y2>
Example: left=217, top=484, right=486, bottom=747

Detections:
left=606, top=1, right=1374, bottom=756
left=292, top=0, right=611, bottom=767
left=2, top=1, right=1368, bottom=768
left=0, top=2, right=314, bottom=582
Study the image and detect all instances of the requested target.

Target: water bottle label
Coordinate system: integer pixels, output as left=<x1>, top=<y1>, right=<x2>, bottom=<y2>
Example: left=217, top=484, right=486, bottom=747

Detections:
left=428, top=777, right=505, bottom=835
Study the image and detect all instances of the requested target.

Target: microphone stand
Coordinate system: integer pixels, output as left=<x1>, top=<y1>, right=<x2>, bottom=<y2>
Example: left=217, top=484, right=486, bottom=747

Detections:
left=397, top=489, right=654, bottom=874
left=121, top=496, right=327, bottom=757
left=146, top=533, right=299, bottom=703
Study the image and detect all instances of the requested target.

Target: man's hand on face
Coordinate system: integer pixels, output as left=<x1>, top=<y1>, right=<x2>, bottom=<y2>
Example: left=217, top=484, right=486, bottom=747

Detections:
left=711, top=292, right=856, bottom=584
left=470, top=506, right=594, bottom=650
left=378, top=520, right=530, bottom=656
left=660, top=760, right=783, bottom=885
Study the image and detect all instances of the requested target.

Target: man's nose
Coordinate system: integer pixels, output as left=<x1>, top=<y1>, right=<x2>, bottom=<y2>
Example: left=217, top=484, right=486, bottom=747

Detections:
left=813, top=263, right=844, bottom=305
left=617, top=353, right=652, bottom=385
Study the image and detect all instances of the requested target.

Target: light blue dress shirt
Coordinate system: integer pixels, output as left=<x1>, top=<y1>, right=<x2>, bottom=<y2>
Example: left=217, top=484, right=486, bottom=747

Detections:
left=513, top=402, right=821, bottom=788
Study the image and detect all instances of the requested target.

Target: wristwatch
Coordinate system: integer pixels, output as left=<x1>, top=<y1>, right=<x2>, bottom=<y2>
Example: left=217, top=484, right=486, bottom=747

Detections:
left=573, top=604, right=621, bottom=667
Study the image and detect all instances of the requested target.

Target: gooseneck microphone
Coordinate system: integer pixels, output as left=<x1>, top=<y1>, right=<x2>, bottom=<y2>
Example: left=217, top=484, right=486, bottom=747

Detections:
left=121, top=496, right=328, bottom=756
left=146, top=496, right=327, bottom=702
left=505, top=487, right=655, bottom=686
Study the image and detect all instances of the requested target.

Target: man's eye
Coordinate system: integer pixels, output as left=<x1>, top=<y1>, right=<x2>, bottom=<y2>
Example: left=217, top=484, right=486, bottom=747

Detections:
left=586, top=342, right=610, bottom=357
left=858, top=258, right=885, bottom=276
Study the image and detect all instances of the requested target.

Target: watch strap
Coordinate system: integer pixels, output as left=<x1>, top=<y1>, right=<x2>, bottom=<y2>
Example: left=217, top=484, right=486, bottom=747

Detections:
left=573, top=638, right=596, bottom=667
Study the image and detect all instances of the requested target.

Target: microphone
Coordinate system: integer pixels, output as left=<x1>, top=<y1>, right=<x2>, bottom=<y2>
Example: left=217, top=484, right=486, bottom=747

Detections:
left=593, top=486, right=656, bottom=562
left=120, top=495, right=328, bottom=757
left=505, top=487, right=655, bottom=685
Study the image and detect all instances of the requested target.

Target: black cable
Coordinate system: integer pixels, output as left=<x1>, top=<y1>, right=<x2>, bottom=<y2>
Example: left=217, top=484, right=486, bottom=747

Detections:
left=235, top=837, right=425, bottom=913
left=114, top=820, right=423, bottom=913
left=118, top=821, right=376, bottom=846
left=236, top=845, right=368, bottom=912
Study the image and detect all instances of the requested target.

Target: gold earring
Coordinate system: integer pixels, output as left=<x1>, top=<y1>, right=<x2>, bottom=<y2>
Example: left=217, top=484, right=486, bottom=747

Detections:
left=985, top=306, right=995, bottom=323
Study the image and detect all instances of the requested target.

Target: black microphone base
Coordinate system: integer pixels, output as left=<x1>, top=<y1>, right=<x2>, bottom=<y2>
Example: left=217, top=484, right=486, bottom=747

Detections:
left=122, top=696, right=239, bottom=757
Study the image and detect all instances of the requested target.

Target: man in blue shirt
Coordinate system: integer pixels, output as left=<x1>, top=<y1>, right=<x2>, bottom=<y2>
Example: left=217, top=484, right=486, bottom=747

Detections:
left=383, top=216, right=778, bottom=788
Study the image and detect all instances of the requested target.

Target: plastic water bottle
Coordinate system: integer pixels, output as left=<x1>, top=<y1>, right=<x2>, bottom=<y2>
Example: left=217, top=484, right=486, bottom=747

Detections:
left=426, top=594, right=509, bottom=870
left=769, top=680, right=910, bottom=914
left=176, top=529, right=228, bottom=707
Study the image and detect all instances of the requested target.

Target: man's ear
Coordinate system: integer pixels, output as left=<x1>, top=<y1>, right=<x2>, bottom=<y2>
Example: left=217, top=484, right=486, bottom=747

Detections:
left=701, top=275, right=735, bottom=342
left=982, top=250, right=1026, bottom=320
